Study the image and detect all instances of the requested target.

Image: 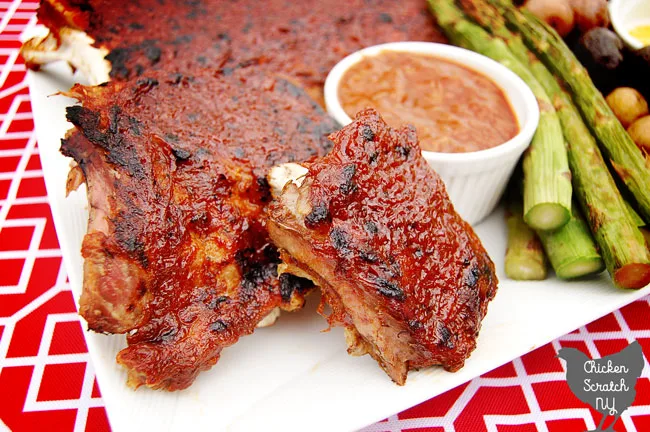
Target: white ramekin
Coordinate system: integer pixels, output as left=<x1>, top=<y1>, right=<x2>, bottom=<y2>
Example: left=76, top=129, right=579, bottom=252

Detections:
left=610, top=0, right=650, bottom=50
left=324, top=42, right=539, bottom=225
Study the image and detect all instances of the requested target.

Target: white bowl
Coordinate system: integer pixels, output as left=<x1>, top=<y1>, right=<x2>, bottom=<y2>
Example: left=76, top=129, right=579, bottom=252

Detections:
left=324, top=42, right=539, bottom=225
left=610, top=0, right=650, bottom=50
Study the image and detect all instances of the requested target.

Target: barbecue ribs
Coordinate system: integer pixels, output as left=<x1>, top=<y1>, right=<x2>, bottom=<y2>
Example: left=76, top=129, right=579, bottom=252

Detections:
left=23, top=0, right=443, bottom=102
left=22, top=0, right=498, bottom=390
left=61, top=69, right=334, bottom=390
left=267, top=109, right=498, bottom=384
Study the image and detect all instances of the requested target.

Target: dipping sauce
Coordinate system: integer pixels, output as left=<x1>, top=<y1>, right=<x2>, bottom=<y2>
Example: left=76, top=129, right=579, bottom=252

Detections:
left=338, top=51, right=519, bottom=153
left=630, top=24, right=650, bottom=46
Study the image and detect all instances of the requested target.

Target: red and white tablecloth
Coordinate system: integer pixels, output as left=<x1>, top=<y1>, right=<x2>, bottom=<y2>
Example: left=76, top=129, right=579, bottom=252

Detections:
left=0, top=1, right=648, bottom=431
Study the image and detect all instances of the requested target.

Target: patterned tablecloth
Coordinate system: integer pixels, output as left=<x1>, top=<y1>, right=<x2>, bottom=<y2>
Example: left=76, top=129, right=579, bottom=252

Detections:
left=0, top=1, right=649, bottom=431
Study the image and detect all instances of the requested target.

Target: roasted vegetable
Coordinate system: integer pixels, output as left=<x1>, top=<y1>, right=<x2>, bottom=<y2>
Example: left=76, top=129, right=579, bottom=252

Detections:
left=457, top=0, right=650, bottom=280
left=524, top=0, right=575, bottom=37
left=505, top=200, right=548, bottom=280
left=496, top=6, right=650, bottom=220
left=488, top=0, right=650, bottom=289
left=606, top=87, right=649, bottom=128
left=641, top=228, right=650, bottom=250
left=573, top=27, right=625, bottom=95
left=537, top=203, right=604, bottom=279
left=625, top=200, right=646, bottom=227
left=569, top=0, right=609, bottom=33
left=627, top=115, right=650, bottom=154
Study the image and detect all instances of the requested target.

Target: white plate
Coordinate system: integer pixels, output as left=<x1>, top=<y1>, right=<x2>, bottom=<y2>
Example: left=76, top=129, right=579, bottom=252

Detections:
left=26, top=42, right=650, bottom=432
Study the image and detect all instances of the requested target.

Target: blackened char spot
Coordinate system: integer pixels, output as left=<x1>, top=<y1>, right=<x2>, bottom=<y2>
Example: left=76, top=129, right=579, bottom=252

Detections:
left=359, top=250, right=379, bottom=263
left=240, top=262, right=278, bottom=299
left=160, top=327, right=178, bottom=342
left=66, top=106, right=146, bottom=179
left=329, top=227, right=351, bottom=255
left=129, top=117, right=142, bottom=136
left=172, top=148, right=191, bottom=160
left=465, top=265, right=480, bottom=288
left=279, top=273, right=313, bottom=302
left=395, top=145, right=411, bottom=158
left=105, top=48, right=131, bottom=79
left=114, top=225, right=148, bottom=268
left=436, top=322, right=455, bottom=349
left=144, top=45, right=162, bottom=64
left=256, top=176, right=272, bottom=203
left=378, top=13, right=393, bottom=23
left=339, top=164, right=357, bottom=195
left=362, top=125, right=375, bottom=141
left=304, top=203, right=329, bottom=228
left=134, top=77, right=159, bottom=95
left=135, top=77, right=158, bottom=87
left=204, top=294, right=229, bottom=309
left=209, top=320, right=228, bottom=332
left=165, top=133, right=179, bottom=143
left=365, top=221, right=378, bottom=235
left=374, top=277, right=405, bottom=301
left=408, top=319, right=423, bottom=330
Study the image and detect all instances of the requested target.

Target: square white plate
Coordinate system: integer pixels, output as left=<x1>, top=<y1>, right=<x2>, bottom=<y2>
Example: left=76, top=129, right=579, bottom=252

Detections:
left=26, top=37, right=650, bottom=432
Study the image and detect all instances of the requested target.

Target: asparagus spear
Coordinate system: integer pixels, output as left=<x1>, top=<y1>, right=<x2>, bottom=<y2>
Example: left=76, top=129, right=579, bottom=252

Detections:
left=536, top=203, right=605, bottom=279
left=625, top=200, right=646, bottom=227
left=427, top=0, right=572, bottom=231
left=641, top=228, right=650, bottom=250
left=458, top=0, right=650, bottom=288
left=505, top=200, right=548, bottom=280
left=489, top=0, right=650, bottom=224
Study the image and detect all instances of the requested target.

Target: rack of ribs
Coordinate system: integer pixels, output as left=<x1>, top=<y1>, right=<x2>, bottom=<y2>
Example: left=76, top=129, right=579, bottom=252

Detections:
left=60, top=69, right=335, bottom=390
left=22, top=0, right=500, bottom=390
left=267, top=109, right=498, bottom=384
left=22, top=0, right=443, bottom=100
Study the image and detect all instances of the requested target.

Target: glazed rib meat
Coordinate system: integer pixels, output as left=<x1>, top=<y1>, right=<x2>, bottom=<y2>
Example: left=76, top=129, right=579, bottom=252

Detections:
left=27, top=0, right=443, bottom=103
left=61, top=70, right=332, bottom=390
left=267, top=109, right=498, bottom=384
left=24, top=0, right=452, bottom=390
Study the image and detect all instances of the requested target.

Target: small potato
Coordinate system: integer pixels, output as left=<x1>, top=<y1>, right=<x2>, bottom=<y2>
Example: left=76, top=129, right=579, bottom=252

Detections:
left=525, top=0, right=575, bottom=37
left=627, top=115, right=650, bottom=154
left=570, top=0, right=609, bottom=33
left=606, top=87, right=649, bottom=128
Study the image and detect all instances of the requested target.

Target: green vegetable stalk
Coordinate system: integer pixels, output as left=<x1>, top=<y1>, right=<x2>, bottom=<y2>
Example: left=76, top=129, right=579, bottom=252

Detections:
left=457, top=0, right=650, bottom=289
left=625, top=200, right=645, bottom=227
left=505, top=200, right=548, bottom=280
left=489, top=0, right=650, bottom=225
left=536, top=203, right=605, bottom=279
